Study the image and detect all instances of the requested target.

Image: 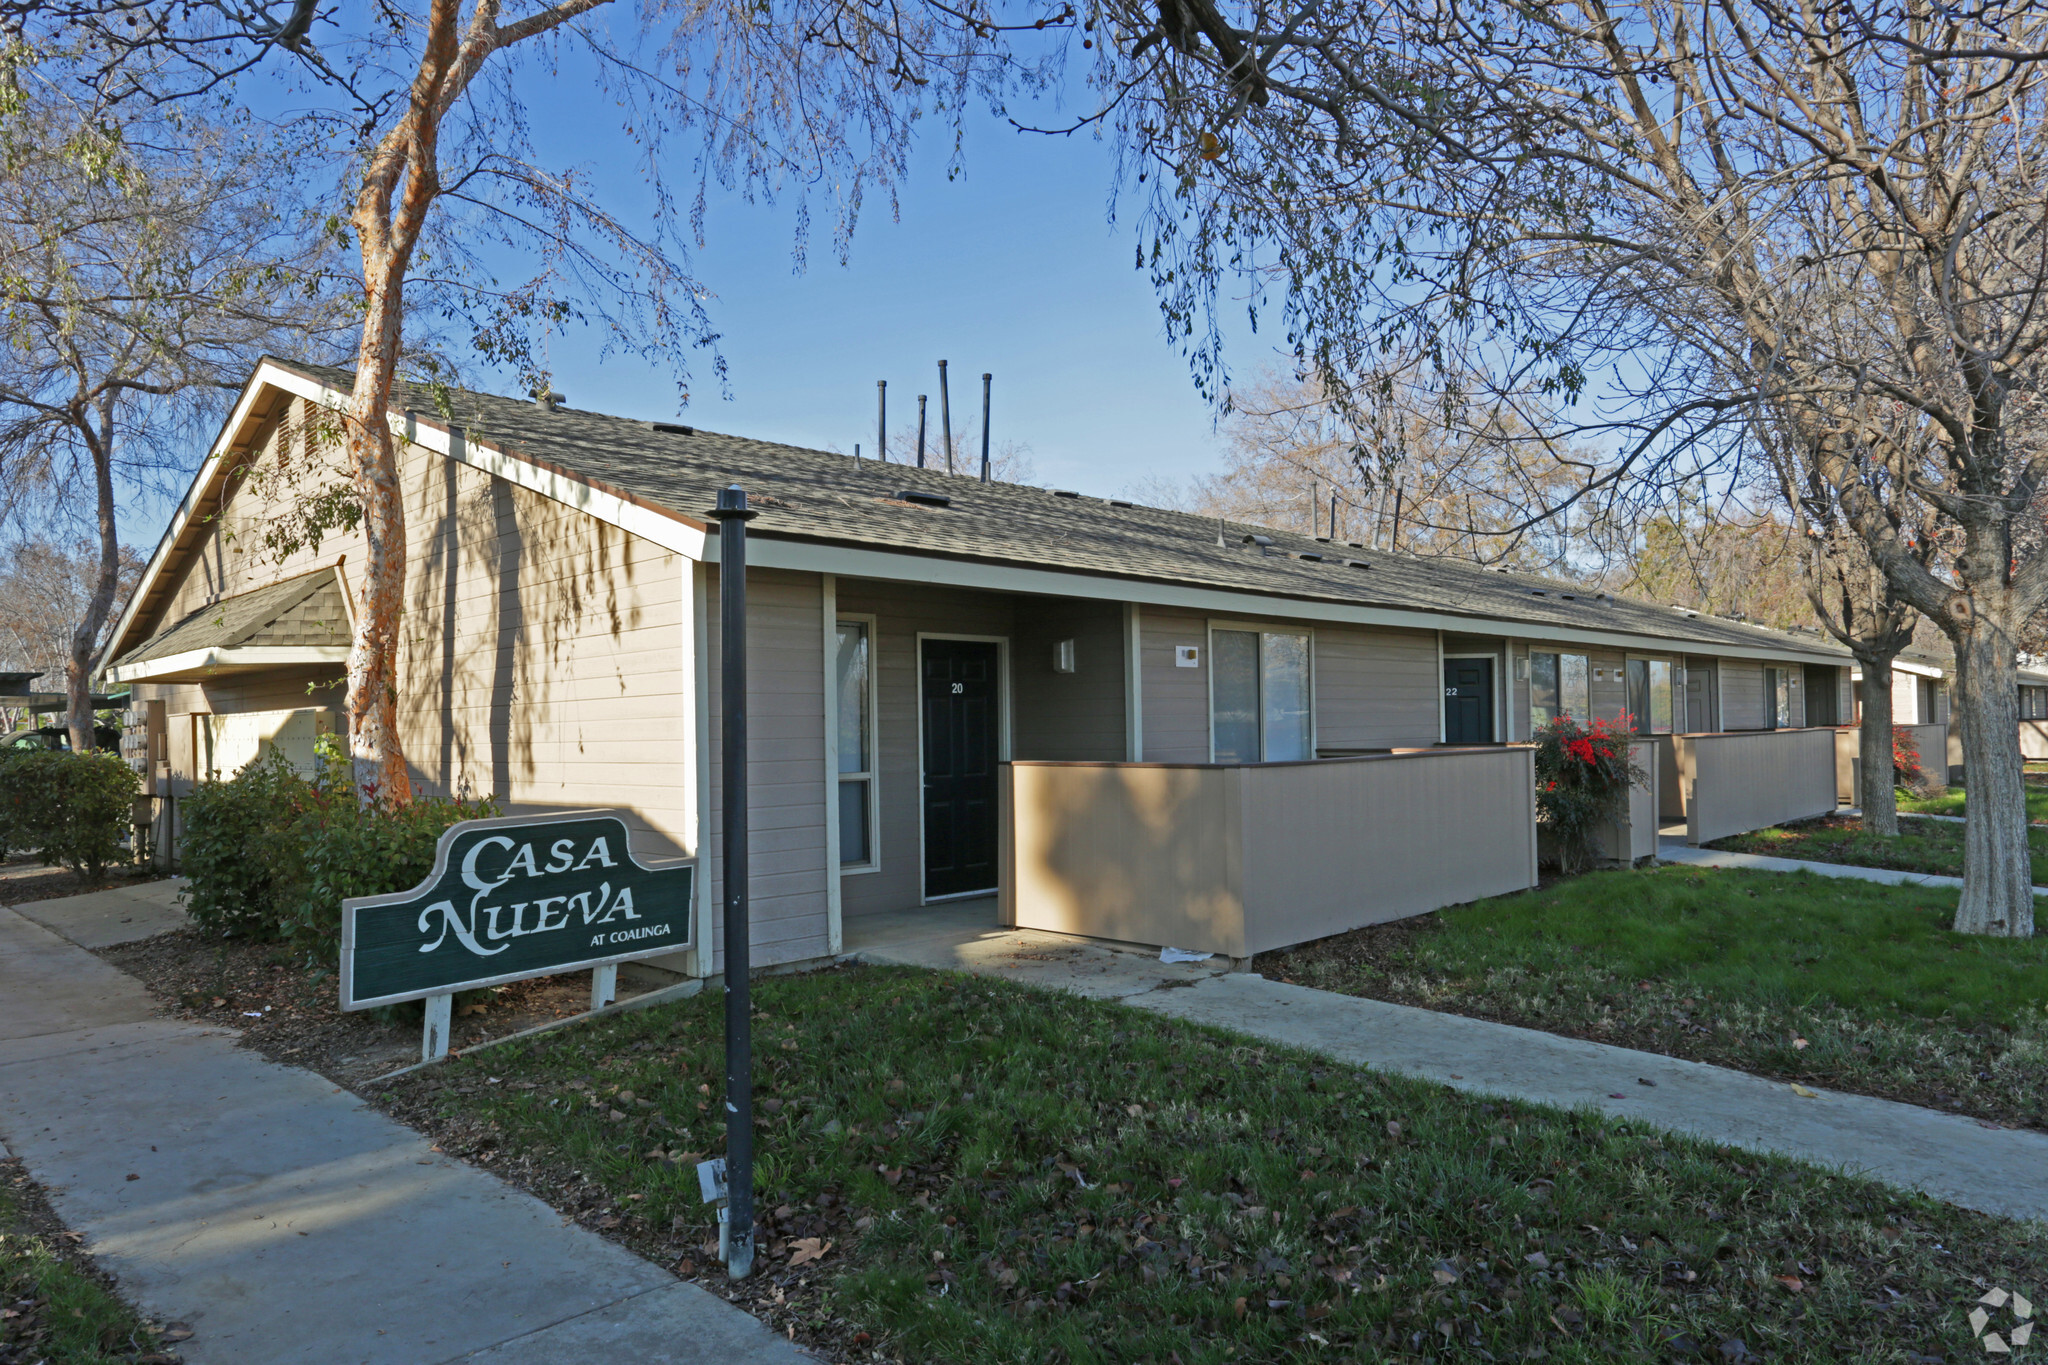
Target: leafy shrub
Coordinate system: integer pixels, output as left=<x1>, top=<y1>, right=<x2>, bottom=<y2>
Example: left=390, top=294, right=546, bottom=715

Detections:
left=1892, top=724, right=1924, bottom=789
left=0, top=749, right=140, bottom=881
left=180, top=735, right=492, bottom=960
left=1534, top=715, right=1647, bottom=874
left=279, top=770, right=492, bottom=962
left=180, top=749, right=317, bottom=939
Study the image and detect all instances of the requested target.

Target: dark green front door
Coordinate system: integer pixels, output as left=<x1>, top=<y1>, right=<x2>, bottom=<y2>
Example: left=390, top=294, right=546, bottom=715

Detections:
left=922, top=639, right=1000, bottom=899
left=1444, top=658, right=1495, bottom=744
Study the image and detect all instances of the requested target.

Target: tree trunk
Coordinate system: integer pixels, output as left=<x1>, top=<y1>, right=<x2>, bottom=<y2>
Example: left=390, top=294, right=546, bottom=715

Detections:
left=1951, top=621, right=2034, bottom=936
left=66, top=400, right=124, bottom=754
left=344, top=337, right=415, bottom=807
left=1854, top=656, right=1900, bottom=837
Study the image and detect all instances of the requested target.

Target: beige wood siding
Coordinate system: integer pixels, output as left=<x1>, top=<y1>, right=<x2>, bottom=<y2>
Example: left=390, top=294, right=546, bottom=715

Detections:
left=1720, top=660, right=1765, bottom=729
left=702, top=566, right=830, bottom=968
left=1138, top=606, right=1211, bottom=762
left=834, top=579, right=1018, bottom=918
left=1313, top=623, right=1441, bottom=750
left=1012, top=597, right=1127, bottom=762
left=123, top=398, right=751, bottom=964
left=1590, top=650, right=1628, bottom=722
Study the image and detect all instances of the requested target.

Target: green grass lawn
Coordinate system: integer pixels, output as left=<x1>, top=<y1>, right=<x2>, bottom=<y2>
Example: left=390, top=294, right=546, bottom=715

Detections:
left=1709, top=813, right=2048, bottom=884
left=1261, top=866, right=2048, bottom=1132
left=0, top=1161, right=167, bottom=1363
left=1898, top=772, right=2048, bottom=822
left=376, top=964, right=2047, bottom=1364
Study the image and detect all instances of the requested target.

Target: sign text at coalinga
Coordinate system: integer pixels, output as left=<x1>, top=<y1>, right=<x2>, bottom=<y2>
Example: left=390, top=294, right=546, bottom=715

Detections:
left=340, top=810, right=694, bottom=1010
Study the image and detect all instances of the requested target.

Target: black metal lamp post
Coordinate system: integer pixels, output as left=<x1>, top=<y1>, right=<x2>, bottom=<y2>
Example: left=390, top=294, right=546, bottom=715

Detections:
left=710, top=483, right=757, bottom=1278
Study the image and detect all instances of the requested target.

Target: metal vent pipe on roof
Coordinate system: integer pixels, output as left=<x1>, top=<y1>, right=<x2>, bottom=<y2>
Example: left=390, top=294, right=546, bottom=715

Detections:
left=916, top=395, right=928, bottom=469
left=980, top=373, right=992, bottom=483
left=939, top=360, right=954, bottom=475
left=876, top=380, right=888, bottom=462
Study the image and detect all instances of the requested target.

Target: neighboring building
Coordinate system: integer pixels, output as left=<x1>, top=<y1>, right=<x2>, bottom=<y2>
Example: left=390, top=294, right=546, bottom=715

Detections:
left=102, top=360, right=1855, bottom=972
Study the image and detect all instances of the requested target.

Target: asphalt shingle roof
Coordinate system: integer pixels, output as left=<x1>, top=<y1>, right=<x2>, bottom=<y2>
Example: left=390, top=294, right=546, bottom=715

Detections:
left=115, top=566, right=346, bottom=666
left=285, top=361, right=1847, bottom=661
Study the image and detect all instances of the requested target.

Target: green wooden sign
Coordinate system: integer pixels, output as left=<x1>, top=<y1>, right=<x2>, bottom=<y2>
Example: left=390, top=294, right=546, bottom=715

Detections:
left=340, top=810, right=694, bottom=1010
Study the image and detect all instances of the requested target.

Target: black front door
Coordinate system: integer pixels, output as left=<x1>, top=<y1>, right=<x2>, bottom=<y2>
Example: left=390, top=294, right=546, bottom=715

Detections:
left=922, top=639, right=1000, bottom=899
left=1443, top=657, right=1495, bottom=744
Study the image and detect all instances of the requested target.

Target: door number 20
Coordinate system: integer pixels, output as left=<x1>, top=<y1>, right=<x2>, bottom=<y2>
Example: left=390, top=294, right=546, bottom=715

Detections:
left=951, top=682, right=965, bottom=694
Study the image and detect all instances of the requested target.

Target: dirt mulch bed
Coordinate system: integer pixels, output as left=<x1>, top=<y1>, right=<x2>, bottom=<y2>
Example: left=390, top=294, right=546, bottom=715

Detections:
left=97, top=929, right=684, bottom=1089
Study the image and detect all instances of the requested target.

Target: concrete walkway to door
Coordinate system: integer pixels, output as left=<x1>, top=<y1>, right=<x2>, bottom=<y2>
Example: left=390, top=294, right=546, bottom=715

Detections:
left=0, top=881, right=808, bottom=1365
left=847, top=903, right=2048, bottom=1225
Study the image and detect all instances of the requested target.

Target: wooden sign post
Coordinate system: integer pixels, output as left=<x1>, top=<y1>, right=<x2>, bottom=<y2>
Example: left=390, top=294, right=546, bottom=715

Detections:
left=339, top=809, right=693, bottom=1059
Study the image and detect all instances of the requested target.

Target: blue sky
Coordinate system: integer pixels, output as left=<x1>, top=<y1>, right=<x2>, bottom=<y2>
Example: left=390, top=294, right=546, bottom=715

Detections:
left=114, top=51, right=1272, bottom=540
left=534, top=107, right=1251, bottom=498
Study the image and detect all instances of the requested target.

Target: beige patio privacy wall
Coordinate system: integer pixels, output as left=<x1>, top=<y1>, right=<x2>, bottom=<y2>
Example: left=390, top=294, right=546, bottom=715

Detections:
left=1000, top=749, right=1539, bottom=959
left=1895, top=724, right=1948, bottom=787
left=1678, top=729, right=1838, bottom=845
left=2023, top=721, right=2048, bottom=761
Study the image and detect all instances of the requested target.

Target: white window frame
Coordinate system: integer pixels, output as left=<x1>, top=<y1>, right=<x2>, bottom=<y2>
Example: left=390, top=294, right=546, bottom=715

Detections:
left=1205, top=619, right=1318, bottom=762
left=913, top=632, right=1012, bottom=905
left=832, top=611, right=881, bottom=876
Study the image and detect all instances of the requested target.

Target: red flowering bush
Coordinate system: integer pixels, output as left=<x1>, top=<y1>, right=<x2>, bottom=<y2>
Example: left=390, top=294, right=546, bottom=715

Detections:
left=1892, top=725, right=1923, bottom=789
left=1534, top=715, right=1648, bottom=873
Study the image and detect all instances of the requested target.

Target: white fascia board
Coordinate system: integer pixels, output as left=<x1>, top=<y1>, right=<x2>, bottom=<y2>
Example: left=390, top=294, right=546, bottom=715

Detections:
left=723, top=536, right=1851, bottom=667
left=103, top=645, right=351, bottom=686
left=98, top=362, right=307, bottom=669
left=398, top=414, right=709, bottom=558
left=1849, top=659, right=1947, bottom=682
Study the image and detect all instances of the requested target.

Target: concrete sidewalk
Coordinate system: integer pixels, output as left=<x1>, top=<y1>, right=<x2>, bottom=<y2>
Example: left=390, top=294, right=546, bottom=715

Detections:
left=0, top=901, right=807, bottom=1365
left=1657, top=833, right=2048, bottom=895
left=10, top=874, right=191, bottom=947
left=851, top=905, right=2048, bottom=1225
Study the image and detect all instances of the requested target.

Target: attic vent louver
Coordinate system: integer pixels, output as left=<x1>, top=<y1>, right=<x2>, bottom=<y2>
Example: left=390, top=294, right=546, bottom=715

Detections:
left=897, top=489, right=951, bottom=508
left=1052, top=489, right=1080, bottom=498
left=1298, top=552, right=1324, bottom=562
left=1109, top=499, right=1134, bottom=507
left=652, top=421, right=694, bottom=435
left=1528, top=589, right=1548, bottom=597
left=1345, top=559, right=1372, bottom=569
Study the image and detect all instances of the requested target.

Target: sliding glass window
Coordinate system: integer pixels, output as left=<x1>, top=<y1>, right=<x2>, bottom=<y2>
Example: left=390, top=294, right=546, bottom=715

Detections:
left=834, top=619, right=876, bottom=867
left=1530, top=651, right=1592, bottom=731
left=1211, top=628, right=1313, bottom=762
left=1625, top=659, right=1675, bottom=734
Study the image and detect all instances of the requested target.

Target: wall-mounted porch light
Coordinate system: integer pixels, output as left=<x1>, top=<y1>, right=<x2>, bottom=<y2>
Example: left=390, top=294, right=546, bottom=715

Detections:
left=1054, top=639, right=1077, bottom=673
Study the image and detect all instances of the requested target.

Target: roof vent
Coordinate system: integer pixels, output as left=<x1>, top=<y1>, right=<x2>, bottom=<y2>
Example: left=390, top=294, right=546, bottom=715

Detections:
left=1346, top=542, right=1364, bottom=549
left=1109, top=499, right=1134, bottom=508
left=652, top=421, right=694, bottom=435
left=531, top=389, right=565, bottom=411
left=897, top=489, right=952, bottom=508
left=1560, top=593, right=1577, bottom=601
left=1052, top=489, right=1080, bottom=498
left=1298, top=552, right=1324, bottom=562
left=1528, top=589, right=1548, bottom=597
left=1241, top=534, right=1274, bottom=549
left=1345, top=559, right=1372, bottom=569
left=1495, top=567, right=1510, bottom=573
left=1314, top=536, right=1331, bottom=544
